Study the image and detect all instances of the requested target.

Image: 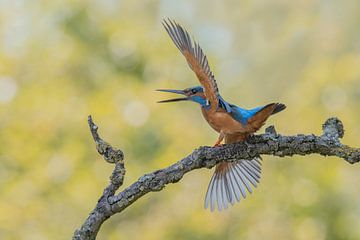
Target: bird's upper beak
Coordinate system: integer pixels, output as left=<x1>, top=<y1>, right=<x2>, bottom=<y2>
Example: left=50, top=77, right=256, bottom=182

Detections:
left=156, top=89, right=189, bottom=103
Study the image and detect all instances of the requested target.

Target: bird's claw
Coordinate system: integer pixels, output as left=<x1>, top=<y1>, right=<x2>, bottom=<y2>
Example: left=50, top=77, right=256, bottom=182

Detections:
left=213, top=142, right=223, bottom=147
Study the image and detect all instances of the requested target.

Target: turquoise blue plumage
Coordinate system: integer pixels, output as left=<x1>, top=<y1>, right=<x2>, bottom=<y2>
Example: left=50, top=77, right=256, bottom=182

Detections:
left=158, top=19, right=286, bottom=211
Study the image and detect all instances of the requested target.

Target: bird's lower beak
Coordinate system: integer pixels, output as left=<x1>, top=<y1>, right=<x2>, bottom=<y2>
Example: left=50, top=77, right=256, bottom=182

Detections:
left=156, top=89, right=189, bottom=103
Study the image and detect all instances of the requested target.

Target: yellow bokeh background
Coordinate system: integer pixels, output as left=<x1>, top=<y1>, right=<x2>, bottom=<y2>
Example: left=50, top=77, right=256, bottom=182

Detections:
left=1, top=0, right=360, bottom=239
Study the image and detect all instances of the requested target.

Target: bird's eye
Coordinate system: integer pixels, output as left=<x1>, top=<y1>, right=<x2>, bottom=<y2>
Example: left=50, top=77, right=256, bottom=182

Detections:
left=191, top=89, right=197, bottom=94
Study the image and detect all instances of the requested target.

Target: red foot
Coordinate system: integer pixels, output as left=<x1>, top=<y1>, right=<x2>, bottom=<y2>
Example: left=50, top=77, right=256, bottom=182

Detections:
left=213, top=142, right=223, bottom=147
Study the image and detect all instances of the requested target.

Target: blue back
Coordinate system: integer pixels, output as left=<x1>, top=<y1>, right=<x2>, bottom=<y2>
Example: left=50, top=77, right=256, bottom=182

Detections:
left=228, top=104, right=264, bottom=125
left=188, top=86, right=265, bottom=125
left=219, top=96, right=264, bottom=125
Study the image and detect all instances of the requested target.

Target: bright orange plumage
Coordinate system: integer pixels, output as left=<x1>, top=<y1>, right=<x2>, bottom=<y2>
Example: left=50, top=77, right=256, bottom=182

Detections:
left=158, top=19, right=286, bottom=211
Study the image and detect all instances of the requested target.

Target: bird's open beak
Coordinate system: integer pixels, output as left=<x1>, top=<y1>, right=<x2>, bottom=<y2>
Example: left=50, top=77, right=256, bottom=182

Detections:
left=156, top=89, right=189, bottom=103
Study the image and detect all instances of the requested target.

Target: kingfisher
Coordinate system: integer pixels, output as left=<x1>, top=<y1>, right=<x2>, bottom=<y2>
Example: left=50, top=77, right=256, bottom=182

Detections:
left=157, top=19, right=286, bottom=211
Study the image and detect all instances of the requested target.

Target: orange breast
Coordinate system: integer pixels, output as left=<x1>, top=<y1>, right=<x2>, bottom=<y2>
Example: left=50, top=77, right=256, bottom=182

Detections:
left=201, top=107, right=247, bottom=134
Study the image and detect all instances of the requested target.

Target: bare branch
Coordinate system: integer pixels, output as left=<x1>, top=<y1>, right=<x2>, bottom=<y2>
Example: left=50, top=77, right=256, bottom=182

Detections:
left=73, top=116, right=124, bottom=240
left=73, top=117, right=360, bottom=240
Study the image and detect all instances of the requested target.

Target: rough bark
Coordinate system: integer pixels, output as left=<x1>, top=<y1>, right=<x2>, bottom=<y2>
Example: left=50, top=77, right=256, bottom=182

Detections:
left=73, top=117, right=360, bottom=240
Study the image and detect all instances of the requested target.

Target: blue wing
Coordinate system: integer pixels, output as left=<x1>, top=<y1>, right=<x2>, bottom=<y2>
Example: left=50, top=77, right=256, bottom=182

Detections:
left=218, top=95, right=232, bottom=112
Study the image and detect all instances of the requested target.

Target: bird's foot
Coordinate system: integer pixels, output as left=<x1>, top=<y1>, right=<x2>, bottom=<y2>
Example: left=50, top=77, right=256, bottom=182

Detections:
left=213, top=131, right=225, bottom=147
left=213, top=141, right=223, bottom=147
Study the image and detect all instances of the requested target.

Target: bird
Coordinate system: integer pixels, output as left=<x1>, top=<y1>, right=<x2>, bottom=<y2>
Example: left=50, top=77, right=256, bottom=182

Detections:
left=157, top=19, right=286, bottom=211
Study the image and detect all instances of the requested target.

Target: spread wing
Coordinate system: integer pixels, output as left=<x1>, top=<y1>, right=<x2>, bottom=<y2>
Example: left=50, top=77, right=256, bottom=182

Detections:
left=162, top=18, right=219, bottom=112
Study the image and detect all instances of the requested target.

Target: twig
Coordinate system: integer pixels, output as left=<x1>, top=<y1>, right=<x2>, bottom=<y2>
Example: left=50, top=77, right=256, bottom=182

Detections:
left=73, top=117, right=359, bottom=240
left=73, top=116, right=124, bottom=240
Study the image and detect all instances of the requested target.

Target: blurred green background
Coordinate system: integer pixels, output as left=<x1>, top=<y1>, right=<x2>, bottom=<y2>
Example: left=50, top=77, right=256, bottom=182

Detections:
left=1, top=0, right=360, bottom=239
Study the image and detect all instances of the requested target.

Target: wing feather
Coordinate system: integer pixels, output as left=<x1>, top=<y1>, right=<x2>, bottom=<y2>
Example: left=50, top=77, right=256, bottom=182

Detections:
left=162, top=18, right=219, bottom=111
left=204, top=159, right=262, bottom=211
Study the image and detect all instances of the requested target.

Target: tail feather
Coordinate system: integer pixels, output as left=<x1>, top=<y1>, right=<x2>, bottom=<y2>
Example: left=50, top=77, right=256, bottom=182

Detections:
left=204, top=158, right=262, bottom=211
left=271, top=103, right=286, bottom=115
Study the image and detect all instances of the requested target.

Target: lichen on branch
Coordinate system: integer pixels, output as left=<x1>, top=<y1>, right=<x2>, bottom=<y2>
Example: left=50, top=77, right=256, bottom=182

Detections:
left=73, top=117, right=360, bottom=240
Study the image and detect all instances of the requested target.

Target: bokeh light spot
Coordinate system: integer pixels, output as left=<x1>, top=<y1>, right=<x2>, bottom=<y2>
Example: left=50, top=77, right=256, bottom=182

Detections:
left=321, top=86, right=347, bottom=111
left=0, top=76, right=17, bottom=103
left=123, top=100, right=150, bottom=127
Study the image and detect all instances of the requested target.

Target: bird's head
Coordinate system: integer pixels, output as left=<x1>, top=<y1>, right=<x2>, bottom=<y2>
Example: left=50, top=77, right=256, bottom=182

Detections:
left=157, top=86, right=208, bottom=107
